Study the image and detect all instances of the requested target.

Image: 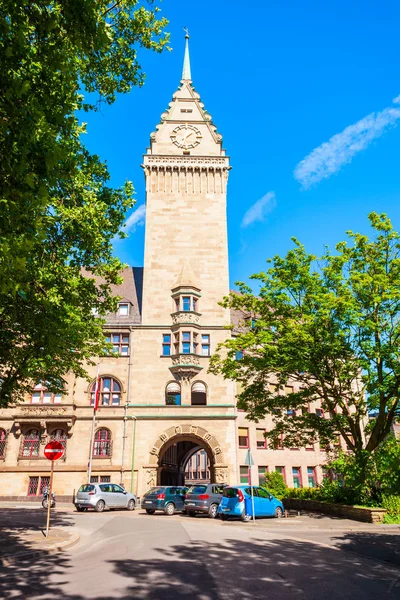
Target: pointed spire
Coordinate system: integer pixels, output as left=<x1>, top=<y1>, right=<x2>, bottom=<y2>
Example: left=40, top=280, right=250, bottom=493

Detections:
left=181, top=28, right=192, bottom=81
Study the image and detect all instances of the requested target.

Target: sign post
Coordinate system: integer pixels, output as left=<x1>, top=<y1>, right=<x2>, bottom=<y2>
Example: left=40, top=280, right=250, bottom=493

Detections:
left=244, top=449, right=256, bottom=523
left=44, top=440, right=65, bottom=538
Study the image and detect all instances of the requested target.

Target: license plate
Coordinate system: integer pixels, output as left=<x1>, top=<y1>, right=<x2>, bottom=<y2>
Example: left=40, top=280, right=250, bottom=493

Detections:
left=145, top=501, right=152, bottom=504
left=187, top=502, right=195, bottom=506
left=222, top=508, right=230, bottom=512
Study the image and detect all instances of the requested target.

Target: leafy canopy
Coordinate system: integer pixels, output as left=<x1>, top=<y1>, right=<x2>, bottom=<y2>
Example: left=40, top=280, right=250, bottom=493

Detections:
left=210, top=213, right=400, bottom=459
left=0, top=1, right=169, bottom=405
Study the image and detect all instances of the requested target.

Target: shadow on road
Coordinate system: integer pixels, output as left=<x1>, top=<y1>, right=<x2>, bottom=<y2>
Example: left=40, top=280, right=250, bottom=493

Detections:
left=0, top=518, right=399, bottom=599
left=108, top=536, right=400, bottom=600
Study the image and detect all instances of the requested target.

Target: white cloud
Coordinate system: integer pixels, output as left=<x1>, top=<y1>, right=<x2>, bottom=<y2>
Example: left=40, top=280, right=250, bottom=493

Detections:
left=122, top=204, right=146, bottom=233
left=241, top=192, right=276, bottom=228
left=294, top=98, right=400, bottom=189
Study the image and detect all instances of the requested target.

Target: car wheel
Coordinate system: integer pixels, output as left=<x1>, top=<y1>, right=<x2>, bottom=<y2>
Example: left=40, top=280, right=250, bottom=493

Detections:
left=146, top=509, right=155, bottom=515
left=127, top=499, right=135, bottom=511
left=164, top=502, right=175, bottom=516
left=208, top=504, right=218, bottom=519
left=95, top=500, right=105, bottom=513
left=274, top=506, right=283, bottom=519
left=241, top=510, right=252, bottom=522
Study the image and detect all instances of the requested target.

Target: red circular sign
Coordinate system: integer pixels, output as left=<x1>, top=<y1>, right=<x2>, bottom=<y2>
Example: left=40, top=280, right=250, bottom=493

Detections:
left=44, top=441, right=65, bottom=461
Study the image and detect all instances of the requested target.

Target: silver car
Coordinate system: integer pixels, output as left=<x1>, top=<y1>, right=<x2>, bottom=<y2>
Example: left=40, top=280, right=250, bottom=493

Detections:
left=74, top=483, right=137, bottom=512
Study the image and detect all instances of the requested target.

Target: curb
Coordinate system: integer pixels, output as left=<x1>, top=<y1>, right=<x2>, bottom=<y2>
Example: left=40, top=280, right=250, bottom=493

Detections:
left=0, top=530, right=80, bottom=566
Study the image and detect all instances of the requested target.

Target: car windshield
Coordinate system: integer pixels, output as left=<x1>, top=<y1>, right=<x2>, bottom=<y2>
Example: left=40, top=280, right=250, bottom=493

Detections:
left=147, top=487, right=165, bottom=495
left=188, top=485, right=208, bottom=494
left=223, top=487, right=239, bottom=498
left=78, top=485, right=95, bottom=493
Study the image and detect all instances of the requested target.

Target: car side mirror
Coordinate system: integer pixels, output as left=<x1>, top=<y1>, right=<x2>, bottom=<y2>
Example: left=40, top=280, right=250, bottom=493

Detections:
left=123, top=491, right=127, bottom=494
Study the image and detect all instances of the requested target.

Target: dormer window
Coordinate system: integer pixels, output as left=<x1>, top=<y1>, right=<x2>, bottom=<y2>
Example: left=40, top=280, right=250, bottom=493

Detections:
left=118, top=303, right=129, bottom=316
left=183, top=296, right=191, bottom=311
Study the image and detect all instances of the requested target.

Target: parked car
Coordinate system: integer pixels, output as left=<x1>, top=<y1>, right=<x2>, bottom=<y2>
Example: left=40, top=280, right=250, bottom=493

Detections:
left=141, top=486, right=188, bottom=515
left=217, top=486, right=284, bottom=521
left=74, top=483, right=137, bottom=512
left=184, top=483, right=227, bottom=518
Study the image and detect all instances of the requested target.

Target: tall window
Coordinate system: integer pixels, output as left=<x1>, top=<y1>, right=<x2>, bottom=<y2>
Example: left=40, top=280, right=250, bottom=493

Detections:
left=238, top=427, right=249, bottom=448
left=31, top=381, right=62, bottom=404
left=166, top=382, right=181, bottom=405
left=162, top=334, right=171, bottom=356
left=174, top=295, right=198, bottom=312
left=240, top=466, right=249, bottom=484
left=256, top=428, right=267, bottom=449
left=292, top=467, right=302, bottom=488
left=307, top=467, right=317, bottom=487
left=258, top=466, right=267, bottom=486
left=191, top=382, right=207, bottom=405
left=182, top=296, right=191, bottom=311
left=105, top=333, right=129, bottom=356
left=90, top=377, right=121, bottom=406
left=0, top=429, right=7, bottom=459
left=93, top=428, right=112, bottom=457
left=182, top=332, right=191, bottom=354
left=201, top=335, right=210, bottom=356
left=275, top=466, right=286, bottom=483
left=50, top=429, right=67, bottom=451
left=21, top=429, right=40, bottom=457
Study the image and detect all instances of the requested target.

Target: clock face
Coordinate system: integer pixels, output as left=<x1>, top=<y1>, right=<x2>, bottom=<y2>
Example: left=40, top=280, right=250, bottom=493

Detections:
left=170, top=124, right=202, bottom=149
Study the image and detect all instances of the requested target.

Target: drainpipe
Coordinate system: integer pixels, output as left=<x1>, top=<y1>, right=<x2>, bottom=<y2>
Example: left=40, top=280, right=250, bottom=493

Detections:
left=130, top=416, right=137, bottom=494
left=120, top=327, right=133, bottom=486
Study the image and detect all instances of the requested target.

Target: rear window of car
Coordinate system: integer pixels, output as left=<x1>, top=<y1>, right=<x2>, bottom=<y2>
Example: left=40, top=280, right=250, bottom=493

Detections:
left=188, top=485, right=208, bottom=494
left=223, top=487, right=239, bottom=498
left=78, top=485, right=95, bottom=493
left=147, top=487, right=165, bottom=494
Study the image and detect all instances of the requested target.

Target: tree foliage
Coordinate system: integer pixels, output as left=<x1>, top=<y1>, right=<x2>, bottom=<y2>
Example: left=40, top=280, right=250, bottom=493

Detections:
left=210, top=213, right=400, bottom=468
left=0, top=1, right=169, bottom=405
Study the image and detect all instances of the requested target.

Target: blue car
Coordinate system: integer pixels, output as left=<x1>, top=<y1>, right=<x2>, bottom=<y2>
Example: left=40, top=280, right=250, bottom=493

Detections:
left=217, top=485, right=284, bottom=522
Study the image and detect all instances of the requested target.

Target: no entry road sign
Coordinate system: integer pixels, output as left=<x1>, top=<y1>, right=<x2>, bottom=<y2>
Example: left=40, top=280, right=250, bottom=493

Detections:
left=44, top=440, right=65, bottom=461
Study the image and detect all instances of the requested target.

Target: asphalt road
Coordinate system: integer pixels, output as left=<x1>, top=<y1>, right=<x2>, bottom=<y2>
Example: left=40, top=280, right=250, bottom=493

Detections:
left=1, top=507, right=399, bottom=599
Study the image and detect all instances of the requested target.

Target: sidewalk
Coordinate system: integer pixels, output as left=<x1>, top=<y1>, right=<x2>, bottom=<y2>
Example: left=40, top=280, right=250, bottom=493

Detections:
left=0, top=527, right=80, bottom=565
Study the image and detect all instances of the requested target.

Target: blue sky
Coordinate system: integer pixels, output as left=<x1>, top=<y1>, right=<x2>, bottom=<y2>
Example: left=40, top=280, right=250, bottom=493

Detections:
left=81, top=0, right=400, bottom=289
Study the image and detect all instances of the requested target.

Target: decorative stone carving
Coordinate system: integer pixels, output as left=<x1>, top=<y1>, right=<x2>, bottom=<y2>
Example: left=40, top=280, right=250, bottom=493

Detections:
left=145, top=468, right=157, bottom=489
left=171, top=355, right=200, bottom=367
left=171, top=312, right=200, bottom=325
left=214, top=467, right=228, bottom=484
left=145, top=156, right=228, bottom=167
left=149, top=424, right=225, bottom=467
left=20, top=406, right=67, bottom=416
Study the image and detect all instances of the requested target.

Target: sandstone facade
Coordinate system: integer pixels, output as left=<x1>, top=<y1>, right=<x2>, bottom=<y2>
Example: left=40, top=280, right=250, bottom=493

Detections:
left=0, top=36, right=330, bottom=500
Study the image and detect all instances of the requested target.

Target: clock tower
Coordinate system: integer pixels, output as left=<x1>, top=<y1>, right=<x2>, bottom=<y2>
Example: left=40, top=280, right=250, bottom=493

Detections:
left=141, top=32, right=231, bottom=325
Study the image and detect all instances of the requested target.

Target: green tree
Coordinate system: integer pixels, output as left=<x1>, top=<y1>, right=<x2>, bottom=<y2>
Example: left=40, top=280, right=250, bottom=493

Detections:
left=0, top=1, right=169, bottom=405
left=210, top=213, right=400, bottom=478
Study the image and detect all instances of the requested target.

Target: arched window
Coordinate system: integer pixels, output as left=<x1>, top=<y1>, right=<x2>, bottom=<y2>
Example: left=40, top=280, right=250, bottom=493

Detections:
left=93, top=428, right=112, bottom=457
left=0, top=429, right=7, bottom=459
left=50, top=429, right=67, bottom=450
left=165, top=382, right=181, bottom=406
left=21, top=429, right=40, bottom=457
left=191, top=382, right=207, bottom=406
left=31, top=381, right=62, bottom=404
left=90, top=377, right=121, bottom=406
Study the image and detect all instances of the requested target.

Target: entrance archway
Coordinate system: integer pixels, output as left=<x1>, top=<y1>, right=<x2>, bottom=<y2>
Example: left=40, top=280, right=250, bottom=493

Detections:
left=145, top=424, right=228, bottom=488
left=158, top=440, right=211, bottom=486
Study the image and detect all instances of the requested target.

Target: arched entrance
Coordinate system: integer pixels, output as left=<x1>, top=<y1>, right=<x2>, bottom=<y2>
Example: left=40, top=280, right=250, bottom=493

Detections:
left=145, top=424, right=228, bottom=489
left=158, top=439, right=212, bottom=486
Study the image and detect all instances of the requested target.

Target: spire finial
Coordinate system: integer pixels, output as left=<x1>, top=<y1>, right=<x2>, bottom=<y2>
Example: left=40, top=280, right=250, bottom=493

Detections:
left=181, top=27, right=191, bottom=81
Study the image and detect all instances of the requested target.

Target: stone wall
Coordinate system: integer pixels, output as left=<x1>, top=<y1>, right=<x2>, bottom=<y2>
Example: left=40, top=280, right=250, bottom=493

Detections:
left=283, top=498, right=387, bottom=523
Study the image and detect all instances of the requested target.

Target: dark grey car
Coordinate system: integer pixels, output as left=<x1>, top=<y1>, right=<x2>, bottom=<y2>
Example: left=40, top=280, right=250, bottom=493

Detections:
left=184, top=484, right=227, bottom=518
